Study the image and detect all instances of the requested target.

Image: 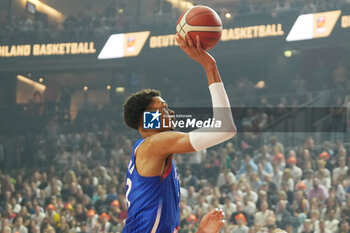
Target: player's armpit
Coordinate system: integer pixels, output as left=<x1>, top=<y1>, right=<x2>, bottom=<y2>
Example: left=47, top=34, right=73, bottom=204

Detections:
left=140, top=131, right=195, bottom=158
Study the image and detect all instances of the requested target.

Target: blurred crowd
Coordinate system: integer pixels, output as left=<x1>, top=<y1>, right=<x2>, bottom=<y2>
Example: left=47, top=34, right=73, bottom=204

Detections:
left=2, top=0, right=350, bottom=43
left=0, top=98, right=350, bottom=233
left=1, top=0, right=350, bottom=231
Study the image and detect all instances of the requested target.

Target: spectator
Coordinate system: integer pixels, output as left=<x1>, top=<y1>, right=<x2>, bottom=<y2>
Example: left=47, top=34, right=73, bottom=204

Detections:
left=185, top=186, right=198, bottom=207
left=243, top=184, right=258, bottom=204
left=275, top=200, right=292, bottom=229
left=269, top=136, right=285, bottom=155
left=338, top=220, right=349, bottom=233
left=272, top=152, right=286, bottom=171
left=254, top=201, right=274, bottom=229
left=231, top=213, right=249, bottom=233
left=287, top=153, right=302, bottom=184
left=94, top=189, right=109, bottom=214
left=298, top=218, right=313, bottom=233
left=93, top=213, right=111, bottom=233
left=324, top=209, right=339, bottom=233
left=217, top=167, right=236, bottom=189
left=315, top=220, right=331, bottom=233
left=230, top=201, right=251, bottom=227
left=86, top=210, right=98, bottom=232
left=31, top=205, right=46, bottom=228
left=242, top=196, right=256, bottom=217
left=46, top=204, right=61, bottom=229
left=301, top=0, right=317, bottom=13
left=223, top=197, right=237, bottom=218
left=57, top=216, right=70, bottom=233
left=74, top=204, right=86, bottom=224
left=257, top=156, right=273, bottom=176
left=307, top=178, right=329, bottom=203
left=238, top=155, right=258, bottom=176
left=12, top=216, right=28, bottom=233
left=332, top=156, right=348, bottom=183
left=281, top=169, right=294, bottom=192
left=0, top=218, right=12, bottom=233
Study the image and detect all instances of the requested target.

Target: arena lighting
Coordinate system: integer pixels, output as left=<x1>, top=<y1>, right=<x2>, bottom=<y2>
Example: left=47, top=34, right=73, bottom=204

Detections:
left=166, top=0, right=193, bottom=11
left=115, top=87, right=125, bottom=93
left=284, top=50, right=292, bottom=57
left=255, top=81, right=265, bottom=89
left=83, top=86, right=88, bottom=91
left=106, top=85, right=111, bottom=90
left=20, top=0, right=64, bottom=21
left=225, top=13, right=232, bottom=19
left=17, top=75, right=46, bottom=92
left=286, top=10, right=341, bottom=42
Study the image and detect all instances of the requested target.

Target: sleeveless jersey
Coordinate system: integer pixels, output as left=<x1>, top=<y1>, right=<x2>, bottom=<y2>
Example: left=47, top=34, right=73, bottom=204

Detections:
left=122, top=138, right=180, bottom=233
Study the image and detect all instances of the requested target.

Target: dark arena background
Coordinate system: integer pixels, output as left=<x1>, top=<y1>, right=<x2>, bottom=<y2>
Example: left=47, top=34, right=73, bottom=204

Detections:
left=1, top=0, right=350, bottom=232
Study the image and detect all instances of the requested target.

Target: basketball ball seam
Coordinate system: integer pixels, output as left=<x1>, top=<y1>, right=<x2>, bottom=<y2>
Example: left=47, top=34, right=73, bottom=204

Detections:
left=186, top=12, right=221, bottom=26
left=179, top=22, right=187, bottom=35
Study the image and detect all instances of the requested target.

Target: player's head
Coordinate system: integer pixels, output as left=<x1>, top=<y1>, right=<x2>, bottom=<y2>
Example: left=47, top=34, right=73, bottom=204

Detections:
left=123, top=89, right=174, bottom=132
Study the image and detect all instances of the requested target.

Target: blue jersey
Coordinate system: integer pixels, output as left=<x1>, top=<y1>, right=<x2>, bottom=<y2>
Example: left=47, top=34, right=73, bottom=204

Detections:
left=123, top=138, right=181, bottom=233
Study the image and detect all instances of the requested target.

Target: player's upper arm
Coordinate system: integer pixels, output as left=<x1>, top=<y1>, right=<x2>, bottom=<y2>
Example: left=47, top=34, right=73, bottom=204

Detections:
left=140, top=131, right=195, bottom=158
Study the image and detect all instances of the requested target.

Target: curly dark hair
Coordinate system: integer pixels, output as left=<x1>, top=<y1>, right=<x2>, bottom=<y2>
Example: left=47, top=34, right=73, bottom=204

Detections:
left=123, top=89, right=161, bottom=130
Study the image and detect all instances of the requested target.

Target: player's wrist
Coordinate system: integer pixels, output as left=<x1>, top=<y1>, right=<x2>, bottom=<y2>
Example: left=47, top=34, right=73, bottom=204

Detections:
left=202, top=60, right=217, bottom=72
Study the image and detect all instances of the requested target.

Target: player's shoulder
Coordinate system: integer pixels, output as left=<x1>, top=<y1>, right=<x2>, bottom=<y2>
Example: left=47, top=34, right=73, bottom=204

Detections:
left=137, top=131, right=183, bottom=156
left=144, top=131, right=184, bottom=143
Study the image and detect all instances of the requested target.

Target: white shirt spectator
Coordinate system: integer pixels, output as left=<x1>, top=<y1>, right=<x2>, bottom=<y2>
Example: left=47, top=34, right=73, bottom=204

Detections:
left=223, top=202, right=237, bottom=217
left=87, top=215, right=99, bottom=233
left=180, top=187, right=188, bottom=199
left=333, top=166, right=348, bottom=182
left=286, top=178, right=294, bottom=192
left=302, top=178, right=314, bottom=193
left=242, top=200, right=256, bottom=216
left=243, top=190, right=258, bottom=204
left=31, top=212, right=46, bottom=227
left=181, top=201, right=192, bottom=219
left=12, top=225, right=28, bottom=233
left=96, top=221, right=111, bottom=233
left=325, top=219, right=339, bottom=233
left=336, top=183, right=347, bottom=204
left=217, top=170, right=236, bottom=187
left=320, top=177, right=331, bottom=190
left=231, top=225, right=249, bottom=233
left=272, top=170, right=283, bottom=190
left=290, top=165, right=303, bottom=183
left=194, top=201, right=209, bottom=214
left=188, top=150, right=206, bottom=164
left=254, top=209, right=274, bottom=228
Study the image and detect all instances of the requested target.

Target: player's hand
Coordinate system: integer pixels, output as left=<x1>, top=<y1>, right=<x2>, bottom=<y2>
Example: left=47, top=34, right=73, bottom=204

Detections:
left=175, top=33, right=216, bottom=69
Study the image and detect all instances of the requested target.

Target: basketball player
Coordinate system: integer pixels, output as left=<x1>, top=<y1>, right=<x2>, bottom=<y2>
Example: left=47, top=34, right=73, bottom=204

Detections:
left=122, top=34, right=236, bottom=233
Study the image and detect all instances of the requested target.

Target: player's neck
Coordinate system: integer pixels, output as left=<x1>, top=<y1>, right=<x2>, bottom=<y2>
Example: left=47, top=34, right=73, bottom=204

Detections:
left=138, top=126, right=173, bottom=138
left=138, top=127, right=158, bottom=138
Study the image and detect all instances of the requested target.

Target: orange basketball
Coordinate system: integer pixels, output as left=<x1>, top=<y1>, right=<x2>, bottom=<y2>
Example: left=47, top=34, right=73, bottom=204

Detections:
left=176, top=5, right=222, bottom=50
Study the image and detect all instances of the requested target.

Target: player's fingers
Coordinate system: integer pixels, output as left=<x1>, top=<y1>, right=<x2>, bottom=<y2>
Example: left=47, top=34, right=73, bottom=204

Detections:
left=176, top=34, right=185, bottom=46
left=218, top=209, right=224, bottom=218
left=186, top=34, right=194, bottom=48
left=196, top=35, right=201, bottom=50
left=213, top=208, right=222, bottom=218
left=176, top=33, right=185, bottom=42
left=175, top=35, right=180, bottom=45
left=220, top=210, right=225, bottom=218
left=176, top=35, right=188, bottom=50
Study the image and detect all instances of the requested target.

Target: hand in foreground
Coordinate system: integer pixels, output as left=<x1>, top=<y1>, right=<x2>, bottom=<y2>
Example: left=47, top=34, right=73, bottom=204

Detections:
left=175, top=33, right=216, bottom=69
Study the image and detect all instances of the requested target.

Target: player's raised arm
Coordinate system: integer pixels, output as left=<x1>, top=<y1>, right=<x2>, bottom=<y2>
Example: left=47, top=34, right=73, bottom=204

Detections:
left=139, top=34, right=236, bottom=157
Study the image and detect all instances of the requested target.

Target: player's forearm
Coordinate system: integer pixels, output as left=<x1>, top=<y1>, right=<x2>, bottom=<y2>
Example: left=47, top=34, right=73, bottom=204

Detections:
left=189, top=78, right=236, bottom=151
left=204, top=62, right=222, bottom=85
